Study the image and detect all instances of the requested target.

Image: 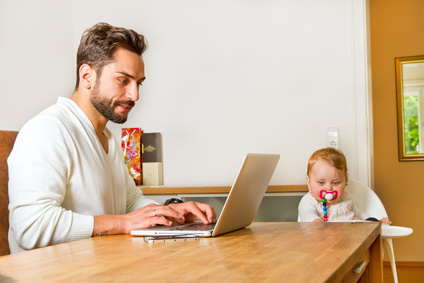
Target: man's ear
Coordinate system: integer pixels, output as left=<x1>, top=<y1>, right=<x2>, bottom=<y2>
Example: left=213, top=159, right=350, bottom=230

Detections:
left=79, top=64, right=95, bottom=90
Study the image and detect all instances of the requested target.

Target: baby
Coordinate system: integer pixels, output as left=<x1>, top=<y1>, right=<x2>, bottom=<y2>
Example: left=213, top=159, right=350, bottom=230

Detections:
left=298, top=147, right=391, bottom=224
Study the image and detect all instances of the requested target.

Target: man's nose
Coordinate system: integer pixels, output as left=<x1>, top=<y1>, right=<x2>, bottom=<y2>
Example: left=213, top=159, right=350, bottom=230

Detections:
left=127, top=84, right=140, bottom=101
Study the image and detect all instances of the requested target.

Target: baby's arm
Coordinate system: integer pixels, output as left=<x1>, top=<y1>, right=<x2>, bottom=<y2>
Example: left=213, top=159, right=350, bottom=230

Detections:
left=299, top=205, right=322, bottom=222
left=298, top=194, right=322, bottom=222
left=354, top=205, right=391, bottom=224
left=350, top=193, right=391, bottom=224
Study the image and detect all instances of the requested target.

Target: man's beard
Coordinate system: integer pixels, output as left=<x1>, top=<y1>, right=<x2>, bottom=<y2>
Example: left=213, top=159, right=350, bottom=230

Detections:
left=90, top=82, right=135, bottom=124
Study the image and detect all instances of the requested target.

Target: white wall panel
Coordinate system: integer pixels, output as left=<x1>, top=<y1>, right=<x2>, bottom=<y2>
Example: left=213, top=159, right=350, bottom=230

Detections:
left=0, top=0, right=372, bottom=187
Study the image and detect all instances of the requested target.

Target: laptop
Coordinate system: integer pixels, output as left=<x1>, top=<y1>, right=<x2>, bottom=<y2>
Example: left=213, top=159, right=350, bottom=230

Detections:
left=130, top=153, right=280, bottom=237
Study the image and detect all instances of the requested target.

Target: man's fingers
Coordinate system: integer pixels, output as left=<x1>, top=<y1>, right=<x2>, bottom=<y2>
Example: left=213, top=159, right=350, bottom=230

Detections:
left=169, top=201, right=216, bottom=224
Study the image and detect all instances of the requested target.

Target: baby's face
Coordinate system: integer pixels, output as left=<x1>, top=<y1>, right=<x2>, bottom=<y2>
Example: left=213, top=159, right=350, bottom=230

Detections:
left=307, top=159, right=347, bottom=204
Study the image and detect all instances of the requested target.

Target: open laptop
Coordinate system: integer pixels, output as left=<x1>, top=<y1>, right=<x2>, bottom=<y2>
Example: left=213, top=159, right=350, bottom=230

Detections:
left=130, top=153, right=280, bottom=237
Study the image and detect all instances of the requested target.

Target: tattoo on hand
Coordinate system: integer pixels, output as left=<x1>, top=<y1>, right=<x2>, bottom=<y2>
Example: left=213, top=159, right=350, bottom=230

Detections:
left=95, top=231, right=108, bottom=237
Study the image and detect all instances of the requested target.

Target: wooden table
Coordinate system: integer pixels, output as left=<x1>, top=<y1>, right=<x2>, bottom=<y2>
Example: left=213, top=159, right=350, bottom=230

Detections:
left=0, top=222, right=382, bottom=282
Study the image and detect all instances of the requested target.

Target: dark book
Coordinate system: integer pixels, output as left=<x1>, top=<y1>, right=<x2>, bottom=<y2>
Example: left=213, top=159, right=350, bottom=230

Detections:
left=142, top=133, right=163, bottom=163
left=142, top=133, right=163, bottom=186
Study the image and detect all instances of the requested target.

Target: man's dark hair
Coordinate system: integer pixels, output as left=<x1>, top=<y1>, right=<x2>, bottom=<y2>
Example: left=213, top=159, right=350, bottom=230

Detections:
left=75, top=22, right=147, bottom=89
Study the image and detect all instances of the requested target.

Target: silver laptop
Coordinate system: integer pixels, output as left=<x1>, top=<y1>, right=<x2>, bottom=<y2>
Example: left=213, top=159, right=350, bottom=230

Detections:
left=130, top=153, right=280, bottom=237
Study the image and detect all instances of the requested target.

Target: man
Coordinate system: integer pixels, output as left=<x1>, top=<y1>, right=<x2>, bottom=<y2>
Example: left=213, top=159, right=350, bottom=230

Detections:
left=8, top=22, right=216, bottom=253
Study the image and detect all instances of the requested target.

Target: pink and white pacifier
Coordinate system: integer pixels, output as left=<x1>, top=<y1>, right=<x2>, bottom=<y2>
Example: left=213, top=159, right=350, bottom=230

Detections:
left=320, top=190, right=338, bottom=200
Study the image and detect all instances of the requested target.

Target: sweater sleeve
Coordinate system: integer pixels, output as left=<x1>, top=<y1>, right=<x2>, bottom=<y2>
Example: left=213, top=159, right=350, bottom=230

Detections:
left=8, top=117, right=93, bottom=252
left=345, top=192, right=370, bottom=220
left=298, top=192, right=322, bottom=222
left=352, top=202, right=370, bottom=220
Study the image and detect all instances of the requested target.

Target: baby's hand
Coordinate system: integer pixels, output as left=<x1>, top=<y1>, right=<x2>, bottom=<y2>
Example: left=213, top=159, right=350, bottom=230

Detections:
left=380, top=217, right=392, bottom=225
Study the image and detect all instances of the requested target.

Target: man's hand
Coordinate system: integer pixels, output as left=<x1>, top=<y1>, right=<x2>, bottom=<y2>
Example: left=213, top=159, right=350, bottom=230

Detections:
left=92, top=202, right=216, bottom=236
left=167, top=201, right=217, bottom=225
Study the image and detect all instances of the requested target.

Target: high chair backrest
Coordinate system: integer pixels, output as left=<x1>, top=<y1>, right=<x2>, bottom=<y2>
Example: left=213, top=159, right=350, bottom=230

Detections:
left=345, top=179, right=388, bottom=220
left=0, top=130, right=18, bottom=256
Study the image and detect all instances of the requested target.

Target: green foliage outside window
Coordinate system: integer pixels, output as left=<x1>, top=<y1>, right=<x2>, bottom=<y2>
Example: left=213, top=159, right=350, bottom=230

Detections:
left=404, top=95, right=420, bottom=154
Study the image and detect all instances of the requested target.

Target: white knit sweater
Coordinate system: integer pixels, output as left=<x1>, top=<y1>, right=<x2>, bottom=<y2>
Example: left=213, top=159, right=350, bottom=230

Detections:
left=8, top=97, right=156, bottom=253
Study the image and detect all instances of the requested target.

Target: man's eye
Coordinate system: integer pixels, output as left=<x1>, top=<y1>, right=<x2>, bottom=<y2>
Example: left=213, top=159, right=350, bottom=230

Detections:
left=119, top=78, right=127, bottom=84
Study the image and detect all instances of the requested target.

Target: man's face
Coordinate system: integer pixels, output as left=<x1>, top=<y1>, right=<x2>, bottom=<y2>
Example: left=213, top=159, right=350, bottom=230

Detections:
left=90, top=48, right=145, bottom=124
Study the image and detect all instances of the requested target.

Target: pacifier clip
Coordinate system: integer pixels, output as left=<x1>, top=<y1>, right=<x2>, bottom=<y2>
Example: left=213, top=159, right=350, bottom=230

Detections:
left=320, top=190, right=338, bottom=222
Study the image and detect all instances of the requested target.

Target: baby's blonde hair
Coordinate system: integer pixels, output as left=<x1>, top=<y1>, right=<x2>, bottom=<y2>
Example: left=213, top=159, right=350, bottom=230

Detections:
left=307, top=147, right=348, bottom=180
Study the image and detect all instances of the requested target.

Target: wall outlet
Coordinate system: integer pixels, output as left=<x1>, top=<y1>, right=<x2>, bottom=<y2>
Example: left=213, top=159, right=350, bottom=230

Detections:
left=328, top=128, right=339, bottom=148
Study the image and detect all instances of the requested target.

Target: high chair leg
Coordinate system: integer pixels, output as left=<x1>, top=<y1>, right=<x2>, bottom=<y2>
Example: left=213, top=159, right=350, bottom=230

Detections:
left=383, top=238, right=398, bottom=283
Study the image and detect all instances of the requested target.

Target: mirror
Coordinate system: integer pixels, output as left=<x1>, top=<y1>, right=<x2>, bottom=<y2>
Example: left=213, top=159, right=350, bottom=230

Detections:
left=396, top=55, right=424, bottom=161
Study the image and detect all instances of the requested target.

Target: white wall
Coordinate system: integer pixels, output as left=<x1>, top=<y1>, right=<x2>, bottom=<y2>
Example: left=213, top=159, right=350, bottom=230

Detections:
left=0, top=0, right=372, bottom=187
left=0, top=0, right=74, bottom=130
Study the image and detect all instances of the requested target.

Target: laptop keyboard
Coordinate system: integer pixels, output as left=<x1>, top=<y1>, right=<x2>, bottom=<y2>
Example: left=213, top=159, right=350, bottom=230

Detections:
left=171, top=223, right=216, bottom=231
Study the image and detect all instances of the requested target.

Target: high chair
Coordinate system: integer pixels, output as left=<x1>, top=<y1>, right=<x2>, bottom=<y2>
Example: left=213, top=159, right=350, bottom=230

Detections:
left=346, top=179, right=413, bottom=283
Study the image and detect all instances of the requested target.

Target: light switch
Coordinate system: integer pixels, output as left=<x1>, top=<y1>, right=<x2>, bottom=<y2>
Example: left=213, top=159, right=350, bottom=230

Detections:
left=328, top=128, right=339, bottom=148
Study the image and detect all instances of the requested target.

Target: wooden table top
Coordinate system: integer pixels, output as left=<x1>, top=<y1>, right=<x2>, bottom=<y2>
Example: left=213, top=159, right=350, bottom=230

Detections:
left=0, top=222, right=381, bottom=282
